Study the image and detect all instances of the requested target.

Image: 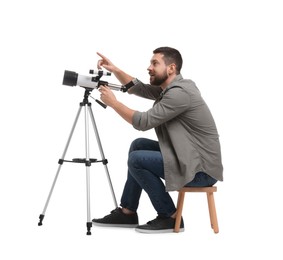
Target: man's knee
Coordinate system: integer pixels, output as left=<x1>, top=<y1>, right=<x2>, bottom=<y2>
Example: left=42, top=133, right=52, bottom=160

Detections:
left=129, top=138, right=148, bottom=153
left=128, top=150, right=142, bottom=170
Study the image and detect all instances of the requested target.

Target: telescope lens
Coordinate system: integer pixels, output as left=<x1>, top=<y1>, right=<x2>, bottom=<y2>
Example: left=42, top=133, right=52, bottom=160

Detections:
left=62, top=70, right=78, bottom=86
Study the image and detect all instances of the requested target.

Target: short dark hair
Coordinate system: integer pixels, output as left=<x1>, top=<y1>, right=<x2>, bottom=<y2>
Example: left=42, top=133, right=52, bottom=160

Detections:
left=153, top=47, right=183, bottom=74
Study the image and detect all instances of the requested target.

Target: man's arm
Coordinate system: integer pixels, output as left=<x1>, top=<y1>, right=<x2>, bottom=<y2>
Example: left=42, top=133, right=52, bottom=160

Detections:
left=97, top=52, right=134, bottom=85
left=111, top=100, right=136, bottom=125
left=99, top=85, right=136, bottom=125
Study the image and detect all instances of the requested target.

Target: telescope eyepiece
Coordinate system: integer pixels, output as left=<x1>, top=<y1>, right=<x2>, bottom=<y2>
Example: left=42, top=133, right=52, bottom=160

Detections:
left=89, top=70, right=111, bottom=76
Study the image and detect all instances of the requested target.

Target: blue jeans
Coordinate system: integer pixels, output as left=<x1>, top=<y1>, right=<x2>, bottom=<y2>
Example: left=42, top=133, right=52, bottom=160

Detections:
left=120, top=138, right=217, bottom=218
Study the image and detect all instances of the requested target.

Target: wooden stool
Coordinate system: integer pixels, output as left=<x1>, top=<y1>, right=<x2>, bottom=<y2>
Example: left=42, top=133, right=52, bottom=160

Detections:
left=174, top=186, right=219, bottom=233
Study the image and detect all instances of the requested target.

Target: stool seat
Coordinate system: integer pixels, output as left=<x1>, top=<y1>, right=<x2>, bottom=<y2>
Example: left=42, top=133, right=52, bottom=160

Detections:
left=174, top=186, right=219, bottom=233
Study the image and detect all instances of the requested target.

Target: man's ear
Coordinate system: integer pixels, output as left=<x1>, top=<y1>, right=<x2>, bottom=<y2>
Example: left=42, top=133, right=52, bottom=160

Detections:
left=168, top=63, right=176, bottom=75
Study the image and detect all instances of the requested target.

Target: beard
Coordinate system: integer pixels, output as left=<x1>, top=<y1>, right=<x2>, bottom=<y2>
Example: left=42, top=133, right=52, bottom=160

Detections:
left=150, top=71, right=168, bottom=86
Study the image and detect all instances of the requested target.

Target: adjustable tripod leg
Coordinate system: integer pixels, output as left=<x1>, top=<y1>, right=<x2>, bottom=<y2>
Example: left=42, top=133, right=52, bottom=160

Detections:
left=38, top=106, right=83, bottom=226
left=87, top=105, right=118, bottom=208
left=84, top=105, right=92, bottom=235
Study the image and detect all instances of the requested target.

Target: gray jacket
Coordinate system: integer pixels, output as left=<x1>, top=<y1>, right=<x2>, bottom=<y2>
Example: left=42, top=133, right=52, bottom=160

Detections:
left=130, top=74, right=223, bottom=191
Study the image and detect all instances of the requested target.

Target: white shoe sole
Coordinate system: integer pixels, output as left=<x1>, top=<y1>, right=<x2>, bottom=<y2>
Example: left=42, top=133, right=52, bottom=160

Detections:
left=92, top=222, right=138, bottom=228
left=135, top=227, right=185, bottom=234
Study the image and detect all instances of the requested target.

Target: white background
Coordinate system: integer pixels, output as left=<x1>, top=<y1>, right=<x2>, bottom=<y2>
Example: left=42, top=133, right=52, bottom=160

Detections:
left=0, top=0, right=282, bottom=259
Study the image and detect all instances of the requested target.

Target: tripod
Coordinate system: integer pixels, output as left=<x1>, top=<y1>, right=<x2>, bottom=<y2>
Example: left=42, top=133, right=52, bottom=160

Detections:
left=38, top=89, right=118, bottom=235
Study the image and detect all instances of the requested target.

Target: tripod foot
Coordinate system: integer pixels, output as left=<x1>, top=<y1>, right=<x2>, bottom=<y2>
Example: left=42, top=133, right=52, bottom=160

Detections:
left=86, top=222, right=92, bottom=235
left=38, top=214, right=45, bottom=226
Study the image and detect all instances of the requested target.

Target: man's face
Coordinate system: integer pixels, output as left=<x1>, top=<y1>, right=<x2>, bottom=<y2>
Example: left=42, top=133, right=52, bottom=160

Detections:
left=147, top=53, right=169, bottom=86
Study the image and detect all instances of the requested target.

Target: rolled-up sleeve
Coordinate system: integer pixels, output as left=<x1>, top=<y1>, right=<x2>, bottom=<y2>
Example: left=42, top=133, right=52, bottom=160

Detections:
left=132, top=87, right=191, bottom=131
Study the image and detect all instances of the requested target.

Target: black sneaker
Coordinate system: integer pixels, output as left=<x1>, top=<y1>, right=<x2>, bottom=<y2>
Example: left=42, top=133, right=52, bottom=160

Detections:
left=135, top=216, right=184, bottom=234
left=92, top=207, right=138, bottom=228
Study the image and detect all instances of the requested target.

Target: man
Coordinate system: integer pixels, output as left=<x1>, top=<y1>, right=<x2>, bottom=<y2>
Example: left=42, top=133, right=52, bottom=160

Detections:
left=92, top=47, right=223, bottom=233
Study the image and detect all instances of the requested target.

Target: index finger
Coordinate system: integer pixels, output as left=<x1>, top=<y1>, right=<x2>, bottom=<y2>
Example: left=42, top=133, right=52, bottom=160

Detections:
left=96, top=52, right=108, bottom=60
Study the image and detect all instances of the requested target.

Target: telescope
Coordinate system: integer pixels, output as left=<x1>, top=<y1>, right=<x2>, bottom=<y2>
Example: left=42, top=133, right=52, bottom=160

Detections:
left=38, top=69, right=121, bottom=235
left=62, top=69, right=127, bottom=92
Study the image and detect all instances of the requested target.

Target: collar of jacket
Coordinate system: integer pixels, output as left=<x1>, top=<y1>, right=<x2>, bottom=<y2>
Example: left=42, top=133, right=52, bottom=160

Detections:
left=159, top=74, right=184, bottom=98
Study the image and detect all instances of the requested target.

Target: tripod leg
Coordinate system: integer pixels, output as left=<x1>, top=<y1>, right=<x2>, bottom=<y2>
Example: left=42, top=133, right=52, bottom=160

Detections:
left=87, top=105, right=118, bottom=208
left=84, top=105, right=92, bottom=235
left=38, top=106, right=83, bottom=226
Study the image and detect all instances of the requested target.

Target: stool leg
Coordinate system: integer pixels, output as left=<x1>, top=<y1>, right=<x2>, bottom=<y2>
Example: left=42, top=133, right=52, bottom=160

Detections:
left=174, top=191, right=185, bottom=233
left=206, top=192, right=219, bottom=233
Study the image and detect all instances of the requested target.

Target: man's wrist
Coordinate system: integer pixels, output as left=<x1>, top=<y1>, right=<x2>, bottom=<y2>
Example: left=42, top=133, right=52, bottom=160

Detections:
left=111, top=100, right=120, bottom=110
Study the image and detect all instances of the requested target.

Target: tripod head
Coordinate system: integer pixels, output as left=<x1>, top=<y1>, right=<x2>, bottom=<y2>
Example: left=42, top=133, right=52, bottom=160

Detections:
left=62, top=69, right=127, bottom=92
